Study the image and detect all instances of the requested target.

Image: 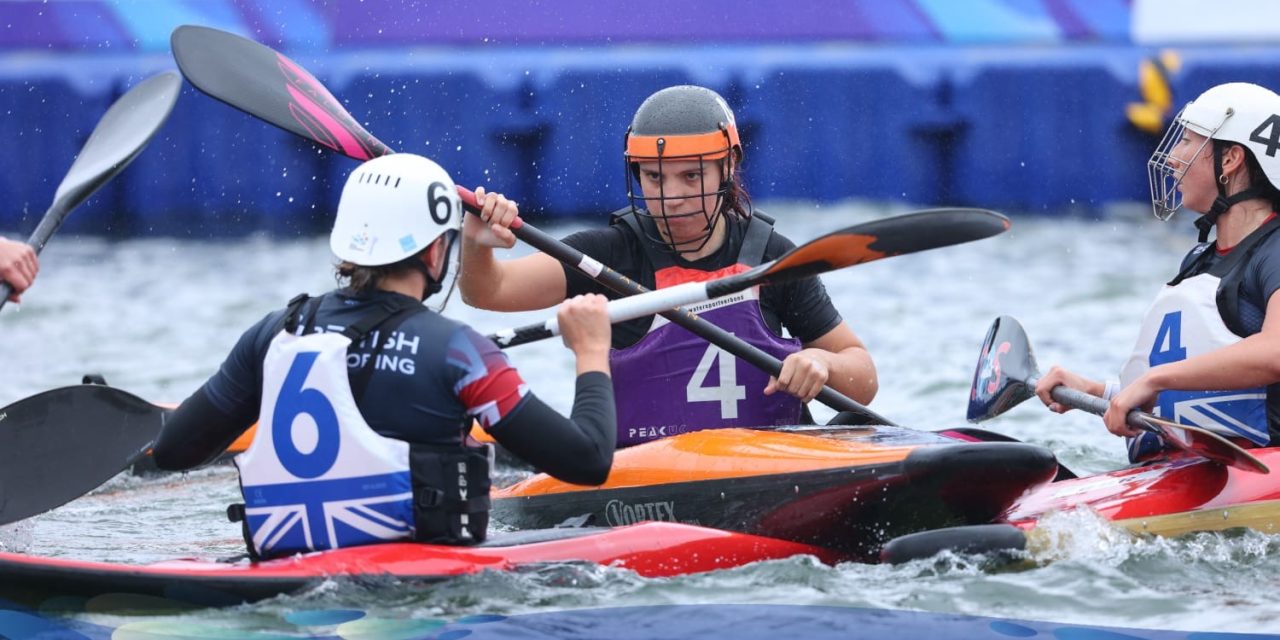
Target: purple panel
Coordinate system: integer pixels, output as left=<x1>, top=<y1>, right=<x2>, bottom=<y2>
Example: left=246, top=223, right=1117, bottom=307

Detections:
left=231, top=0, right=284, bottom=45
left=0, top=0, right=1138, bottom=49
left=0, top=4, right=70, bottom=48
left=232, top=0, right=330, bottom=49
left=0, top=2, right=130, bottom=50
left=331, top=0, right=895, bottom=46
left=52, top=2, right=131, bottom=50
left=1043, top=0, right=1093, bottom=40
left=860, top=0, right=941, bottom=41
left=1061, top=0, right=1131, bottom=42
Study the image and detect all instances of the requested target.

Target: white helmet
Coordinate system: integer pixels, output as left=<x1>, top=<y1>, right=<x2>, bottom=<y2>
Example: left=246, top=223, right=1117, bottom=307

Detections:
left=1148, top=82, right=1280, bottom=222
left=331, top=153, right=462, bottom=266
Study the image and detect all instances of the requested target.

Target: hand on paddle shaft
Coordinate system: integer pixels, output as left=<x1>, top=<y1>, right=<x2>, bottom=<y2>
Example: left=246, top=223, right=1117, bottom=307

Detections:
left=1036, top=365, right=1150, bottom=438
left=557, top=294, right=612, bottom=375
left=172, top=26, right=1022, bottom=425
left=0, top=238, right=37, bottom=303
left=1034, top=366, right=1106, bottom=415
left=0, top=71, right=181, bottom=312
left=467, top=187, right=520, bottom=249
left=968, top=315, right=1269, bottom=474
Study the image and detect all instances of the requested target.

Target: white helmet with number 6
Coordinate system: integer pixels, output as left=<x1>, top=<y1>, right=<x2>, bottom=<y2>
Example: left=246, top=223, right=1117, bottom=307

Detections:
left=331, top=153, right=462, bottom=267
left=1149, top=82, right=1280, bottom=222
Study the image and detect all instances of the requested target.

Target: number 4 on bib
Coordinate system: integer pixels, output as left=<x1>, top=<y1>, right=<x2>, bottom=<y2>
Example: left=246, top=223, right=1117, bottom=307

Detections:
left=686, top=343, right=746, bottom=419
left=1149, top=311, right=1188, bottom=367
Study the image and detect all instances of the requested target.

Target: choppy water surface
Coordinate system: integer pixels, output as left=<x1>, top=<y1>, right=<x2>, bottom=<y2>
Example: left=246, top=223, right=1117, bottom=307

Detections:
left=2, top=203, right=1278, bottom=635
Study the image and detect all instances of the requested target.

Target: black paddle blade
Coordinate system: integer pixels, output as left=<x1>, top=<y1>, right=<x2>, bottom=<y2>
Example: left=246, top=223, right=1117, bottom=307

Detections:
left=0, top=385, right=163, bottom=525
left=967, top=316, right=1040, bottom=423
left=758, top=208, right=1011, bottom=284
left=171, top=25, right=392, bottom=161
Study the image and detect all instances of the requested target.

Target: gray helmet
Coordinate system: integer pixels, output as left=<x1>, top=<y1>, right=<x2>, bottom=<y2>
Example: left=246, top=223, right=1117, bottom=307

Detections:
left=625, top=85, right=741, bottom=163
left=623, top=86, right=743, bottom=253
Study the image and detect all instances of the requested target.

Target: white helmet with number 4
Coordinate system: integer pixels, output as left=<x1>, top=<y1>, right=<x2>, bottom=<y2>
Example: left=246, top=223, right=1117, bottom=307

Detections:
left=1149, top=82, right=1280, bottom=222
left=331, top=153, right=462, bottom=267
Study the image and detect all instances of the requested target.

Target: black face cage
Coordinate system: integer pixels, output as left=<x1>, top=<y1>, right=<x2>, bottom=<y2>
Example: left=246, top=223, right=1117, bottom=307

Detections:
left=624, top=148, right=731, bottom=254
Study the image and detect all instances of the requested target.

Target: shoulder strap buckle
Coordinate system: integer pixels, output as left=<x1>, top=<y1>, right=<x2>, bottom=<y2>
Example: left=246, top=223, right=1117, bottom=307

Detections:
left=283, top=293, right=312, bottom=334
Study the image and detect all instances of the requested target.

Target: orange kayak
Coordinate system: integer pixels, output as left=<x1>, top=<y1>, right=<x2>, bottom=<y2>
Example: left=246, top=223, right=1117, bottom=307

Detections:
left=492, top=426, right=1057, bottom=561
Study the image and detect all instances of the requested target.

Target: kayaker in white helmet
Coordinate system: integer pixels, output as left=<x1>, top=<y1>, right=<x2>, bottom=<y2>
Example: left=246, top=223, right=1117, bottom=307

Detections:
left=459, top=84, right=878, bottom=447
left=152, top=153, right=616, bottom=560
left=0, top=236, right=37, bottom=302
left=1036, top=82, right=1280, bottom=459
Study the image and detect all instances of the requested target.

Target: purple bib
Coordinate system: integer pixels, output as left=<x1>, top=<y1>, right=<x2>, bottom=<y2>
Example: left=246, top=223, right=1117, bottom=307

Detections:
left=610, top=287, right=803, bottom=447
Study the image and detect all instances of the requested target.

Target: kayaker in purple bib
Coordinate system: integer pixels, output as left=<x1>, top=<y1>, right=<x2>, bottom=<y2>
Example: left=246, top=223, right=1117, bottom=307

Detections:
left=151, top=154, right=617, bottom=559
left=1034, top=82, right=1280, bottom=459
left=459, top=85, right=878, bottom=446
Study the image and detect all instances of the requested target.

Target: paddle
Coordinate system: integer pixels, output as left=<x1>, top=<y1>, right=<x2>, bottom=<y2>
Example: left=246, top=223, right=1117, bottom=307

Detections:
left=0, top=72, right=181, bottom=311
left=968, top=315, right=1269, bottom=474
left=0, top=385, right=164, bottom=526
left=490, top=208, right=1011, bottom=346
left=168, top=24, right=911, bottom=424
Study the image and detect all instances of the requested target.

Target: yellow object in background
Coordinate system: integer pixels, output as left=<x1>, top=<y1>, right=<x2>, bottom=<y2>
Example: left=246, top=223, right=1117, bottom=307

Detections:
left=1127, top=50, right=1182, bottom=136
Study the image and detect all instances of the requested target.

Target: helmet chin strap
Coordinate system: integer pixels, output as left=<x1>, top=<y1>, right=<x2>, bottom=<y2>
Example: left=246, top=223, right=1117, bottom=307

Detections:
left=412, top=259, right=443, bottom=300
left=1197, top=145, right=1268, bottom=242
left=413, top=235, right=455, bottom=301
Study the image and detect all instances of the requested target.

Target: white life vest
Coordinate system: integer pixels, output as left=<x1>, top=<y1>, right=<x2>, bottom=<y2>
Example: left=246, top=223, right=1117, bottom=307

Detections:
left=236, top=328, right=414, bottom=558
left=1120, top=272, right=1270, bottom=448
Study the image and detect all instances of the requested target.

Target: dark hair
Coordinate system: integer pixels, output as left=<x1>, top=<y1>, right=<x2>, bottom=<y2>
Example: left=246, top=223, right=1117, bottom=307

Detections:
left=722, top=156, right=753, bottom=219
left=334, top=251, right=426, bottom=293
left=1215, top=139, right=1280, bottom=211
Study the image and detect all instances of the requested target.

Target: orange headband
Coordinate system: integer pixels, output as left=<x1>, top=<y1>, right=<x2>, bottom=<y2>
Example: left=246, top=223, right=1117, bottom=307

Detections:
left=626, top=127, right=740, bottom=161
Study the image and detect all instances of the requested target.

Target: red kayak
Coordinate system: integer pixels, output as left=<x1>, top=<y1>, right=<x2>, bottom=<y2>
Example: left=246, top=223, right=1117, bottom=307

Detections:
left=0, top=522, right=843, bottom=605
left=882, top=447, right=1280, bottom=563
left=881, top=316, right=1280, bottom=563
left=1003, top=448, right=1280, bottom=537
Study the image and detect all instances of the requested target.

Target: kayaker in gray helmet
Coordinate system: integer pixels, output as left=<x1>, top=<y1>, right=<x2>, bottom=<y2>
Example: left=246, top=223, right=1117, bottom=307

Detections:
left=1036, top=82, right=1280, bottom=460
left=152, top=154, right=616, bottom=560
left=0, top=236, right=38, bottom=303
left=459, top=84, right=878, bottom=447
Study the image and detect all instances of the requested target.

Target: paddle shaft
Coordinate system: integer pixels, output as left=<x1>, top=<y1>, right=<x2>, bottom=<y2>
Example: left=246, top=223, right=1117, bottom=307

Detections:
left=494, top=281, right=724, bottom=343
left=1037, top=376, right=1233, bottom=438
left=490, top=221, right=840, bottom=344
left=1033, top=375, right=1268, bottom=473
left=1032, top=377, right=1153, bottom=431
left=485, top=209, right=887, bottom=420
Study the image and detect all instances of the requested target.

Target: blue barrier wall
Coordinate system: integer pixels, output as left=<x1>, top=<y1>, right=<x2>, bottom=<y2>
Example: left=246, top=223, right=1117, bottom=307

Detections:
left=2, top=44, right=1280, bottom=235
